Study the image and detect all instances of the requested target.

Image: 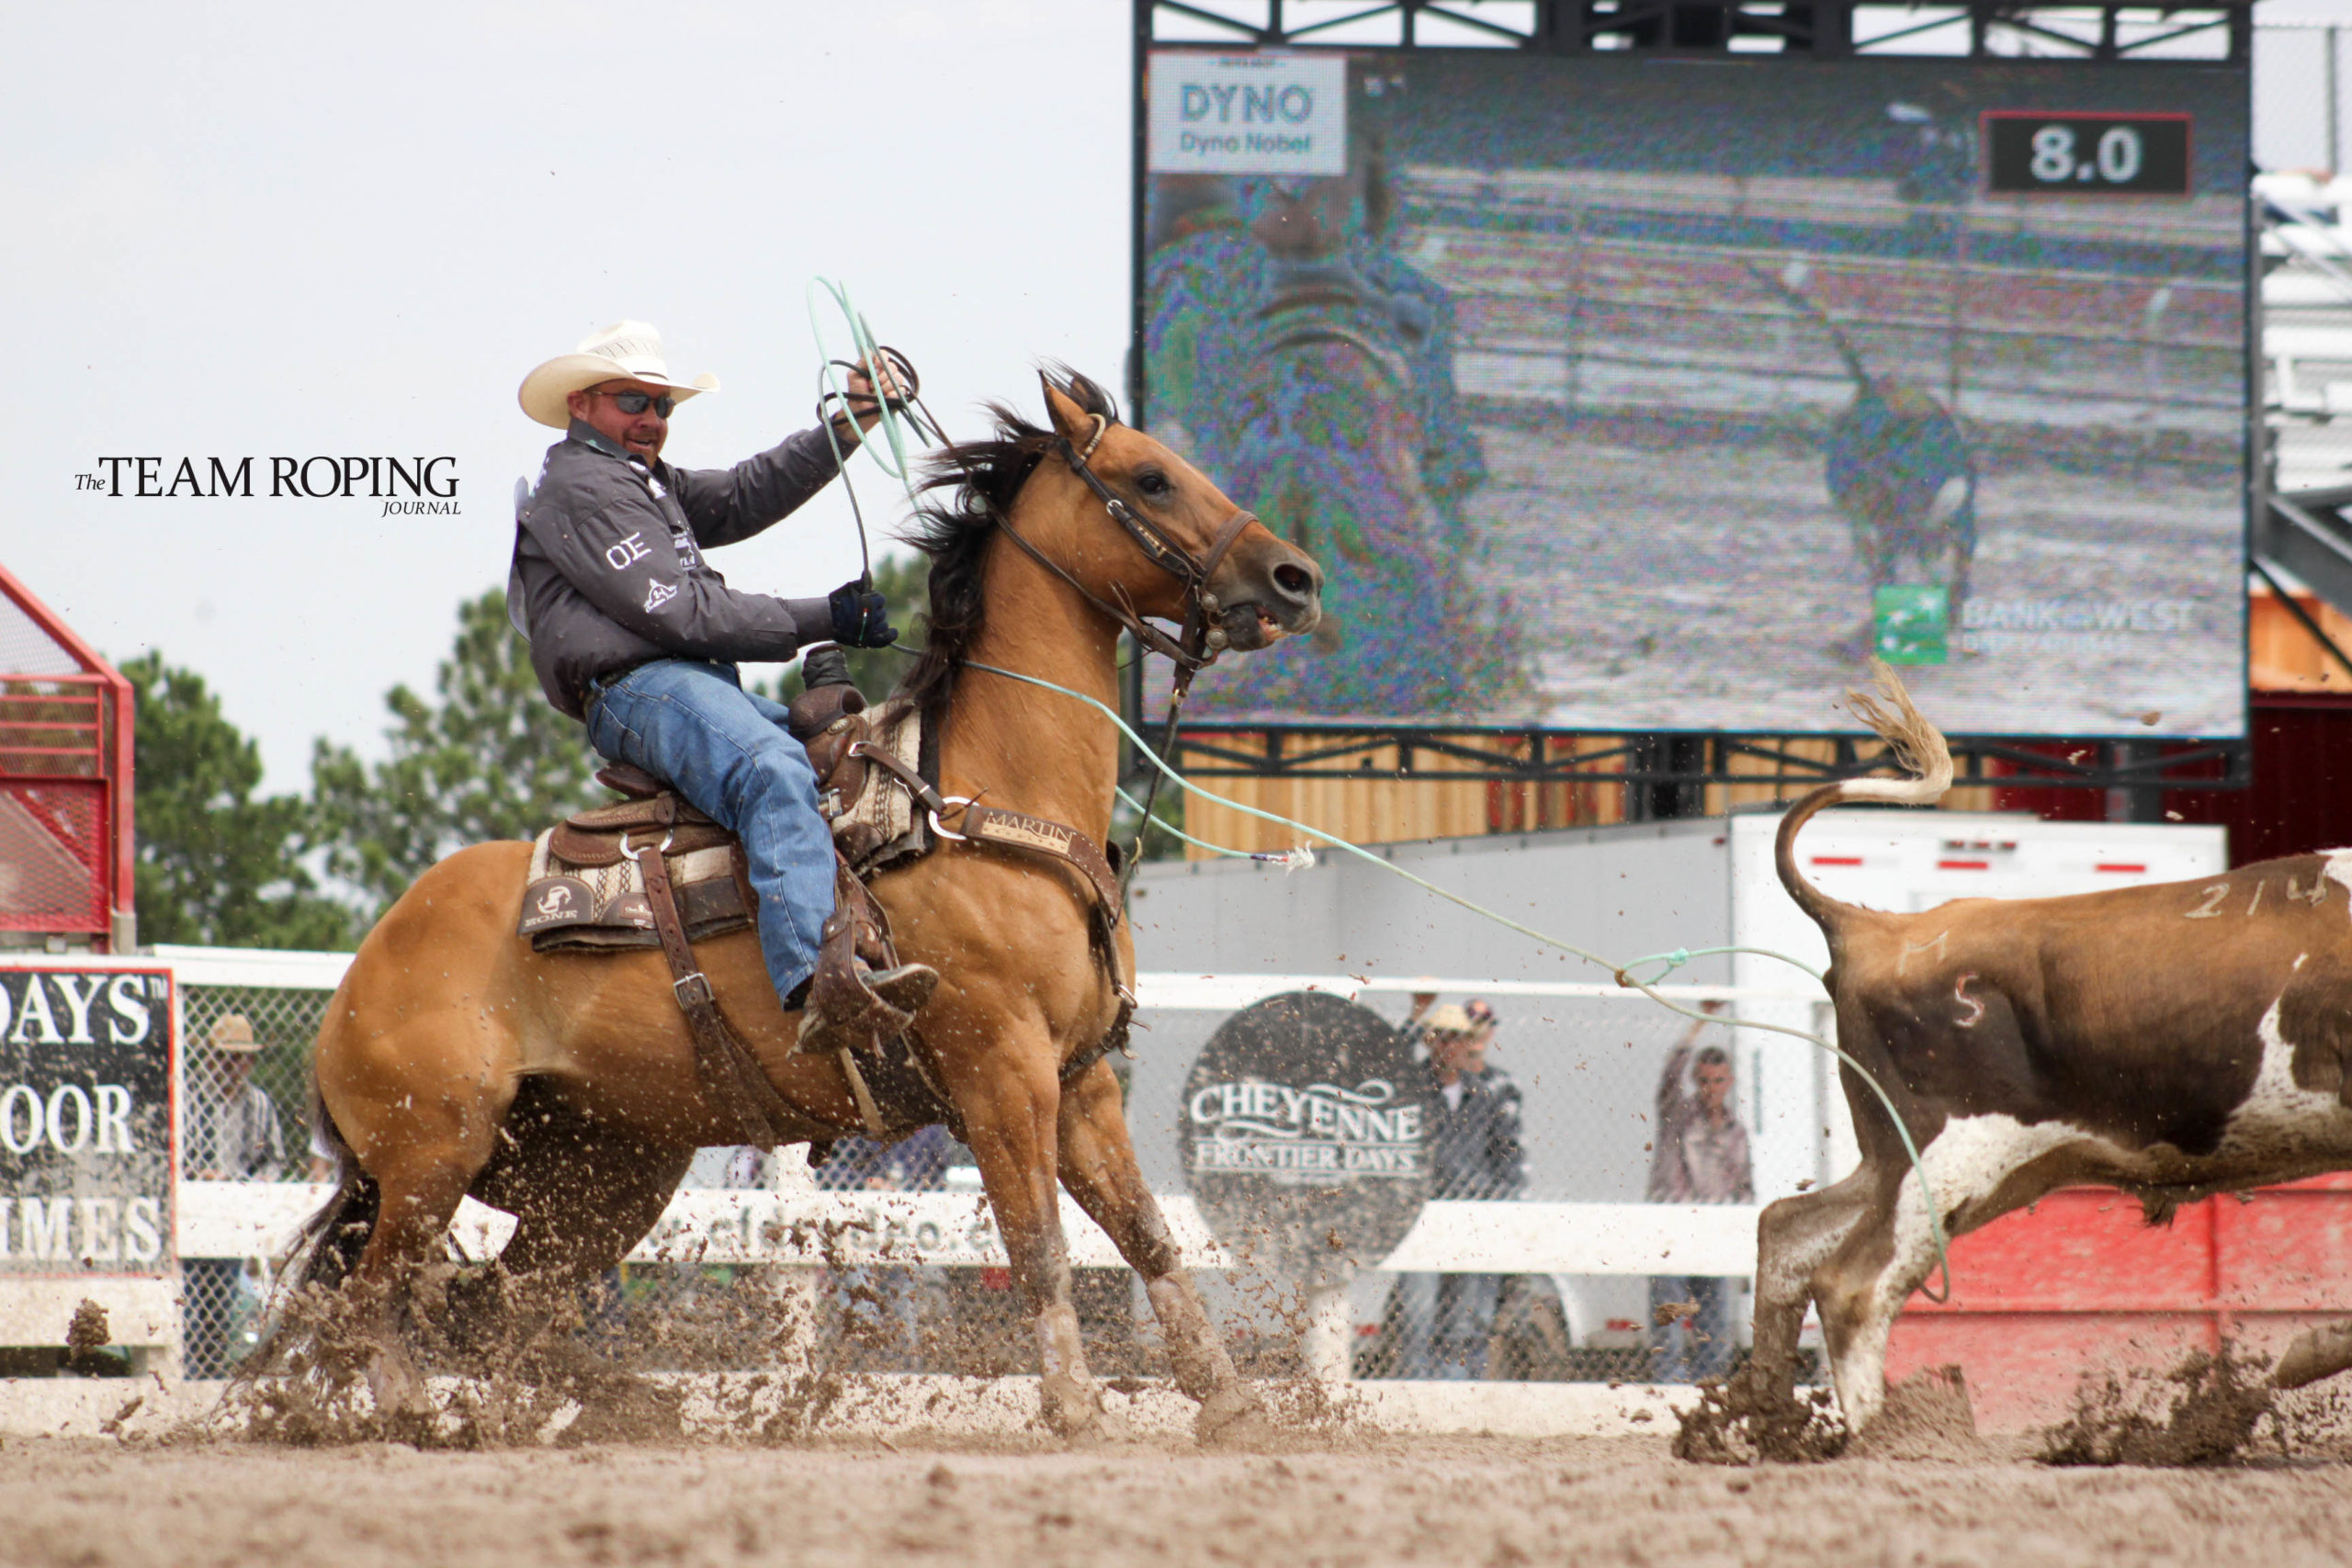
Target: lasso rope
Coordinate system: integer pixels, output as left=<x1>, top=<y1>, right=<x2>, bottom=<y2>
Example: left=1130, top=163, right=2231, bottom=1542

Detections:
left=802, top=277, right=1953, bottom=1302
left=961, top=659, right=1954, bottom=1303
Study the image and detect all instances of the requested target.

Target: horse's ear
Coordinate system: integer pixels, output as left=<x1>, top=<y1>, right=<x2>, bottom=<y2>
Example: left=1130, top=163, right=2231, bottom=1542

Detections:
left=1038, top=374, right=1096, bottom=448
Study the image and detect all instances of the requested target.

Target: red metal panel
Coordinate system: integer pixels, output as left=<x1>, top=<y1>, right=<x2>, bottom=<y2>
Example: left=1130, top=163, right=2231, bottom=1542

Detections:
left=1889, top=1312, right=2215, bottom=1428
left=0, top=782, right=107, bottom=931
left=1908, top=1190, right=2218, bottom=1313
left=0, top=564, right=132, bottom=947
left=1880, top=1183, right=2352, bottom=1430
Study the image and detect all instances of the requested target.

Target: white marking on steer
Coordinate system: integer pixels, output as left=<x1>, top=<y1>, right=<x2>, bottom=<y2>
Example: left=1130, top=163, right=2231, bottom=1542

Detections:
left=2215, top=998, right=2352, bottom=1162
left=2323, top=851, right=2352, bottom=916
left=1898, top=931, right=1949, bottom=979
left=1952, top=973, right=1984, bottom=1029
left=2297, top=953, right=2310, bottom=971
left=1836, top=1111, right=2113, bottom=1428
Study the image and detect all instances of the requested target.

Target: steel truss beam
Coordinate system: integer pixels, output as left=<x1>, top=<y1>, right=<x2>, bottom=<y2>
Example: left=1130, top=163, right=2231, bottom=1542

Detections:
left=1161, top=728, right=2250, bottom=790
left=1145, top=0, right=2250, bottom=62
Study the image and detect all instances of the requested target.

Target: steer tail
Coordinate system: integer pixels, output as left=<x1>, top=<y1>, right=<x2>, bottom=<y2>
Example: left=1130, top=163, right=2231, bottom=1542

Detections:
left=1776, top=660, right=1954, bottom=926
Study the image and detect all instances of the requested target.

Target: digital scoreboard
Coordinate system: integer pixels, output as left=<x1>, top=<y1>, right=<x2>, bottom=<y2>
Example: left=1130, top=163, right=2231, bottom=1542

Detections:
left=1138, top=51, right=2251, bottom=740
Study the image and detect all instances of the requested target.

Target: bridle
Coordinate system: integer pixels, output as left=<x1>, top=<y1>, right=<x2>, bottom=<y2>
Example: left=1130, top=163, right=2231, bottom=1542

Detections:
left=981, top=412, right=1261, bottom=881
left=988, top=412, right=1259, bottom=683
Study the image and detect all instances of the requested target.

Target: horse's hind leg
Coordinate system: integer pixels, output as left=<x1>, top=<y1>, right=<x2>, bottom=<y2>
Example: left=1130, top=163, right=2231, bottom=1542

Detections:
left=1057, top=1058, right=1265, bottom=1443
left=338, top=1081, right=510, bottom=1426
left=470, top=1105, right=694, bottom=1362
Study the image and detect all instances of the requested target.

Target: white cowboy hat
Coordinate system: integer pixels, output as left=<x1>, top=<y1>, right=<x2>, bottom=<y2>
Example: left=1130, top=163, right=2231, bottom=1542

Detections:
left=1420, top=1004, right=1476, bottom=1037
left=517, top=321, right=720, bottom=429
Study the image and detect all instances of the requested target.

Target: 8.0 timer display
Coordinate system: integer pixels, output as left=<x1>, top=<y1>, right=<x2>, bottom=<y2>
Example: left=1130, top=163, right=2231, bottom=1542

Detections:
left=1983, top=111, right=2191, bottom=196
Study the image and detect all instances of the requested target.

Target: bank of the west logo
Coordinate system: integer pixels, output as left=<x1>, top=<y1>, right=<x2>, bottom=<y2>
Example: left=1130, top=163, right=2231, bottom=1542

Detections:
left=1185, top=1077, right=1421, bottom=1179
left=1147, top=52, right=1347, bottom=177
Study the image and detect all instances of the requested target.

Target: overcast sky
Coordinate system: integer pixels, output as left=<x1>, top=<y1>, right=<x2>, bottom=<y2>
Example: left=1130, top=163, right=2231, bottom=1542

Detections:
left=3, top=2, right=2346, bottom=791
left=4, top=1, right=1130, bottom=789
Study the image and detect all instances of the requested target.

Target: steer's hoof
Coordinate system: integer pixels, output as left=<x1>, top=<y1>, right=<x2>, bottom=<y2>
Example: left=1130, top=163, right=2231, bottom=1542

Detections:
left=1194, top=1382, right=1272, bottom=1448
left=2274, top=1321, right=2352, bottom=1391
left=366, top=1351, right=435, bottom=1442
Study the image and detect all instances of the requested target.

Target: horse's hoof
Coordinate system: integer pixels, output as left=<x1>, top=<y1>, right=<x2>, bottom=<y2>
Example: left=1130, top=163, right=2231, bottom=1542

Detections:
left=1041, top=1377, right=1113, bottom=1445
left=367, top=1352, right=433, bottom=1432
left=1193, top=1382, right=1272, bottom=1448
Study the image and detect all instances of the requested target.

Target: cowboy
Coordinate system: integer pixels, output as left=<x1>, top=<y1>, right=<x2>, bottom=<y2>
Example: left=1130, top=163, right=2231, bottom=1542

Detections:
left=1389, top=999, right=1524, bottom=1379
left=510, top=321, right=936, bottom=1053
left=186, top=1012, right=285, bottom=1182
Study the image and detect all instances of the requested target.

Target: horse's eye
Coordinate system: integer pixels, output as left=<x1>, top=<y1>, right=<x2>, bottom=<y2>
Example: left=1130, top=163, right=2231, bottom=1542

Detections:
left=1136, top=468, right=1173, bottom=501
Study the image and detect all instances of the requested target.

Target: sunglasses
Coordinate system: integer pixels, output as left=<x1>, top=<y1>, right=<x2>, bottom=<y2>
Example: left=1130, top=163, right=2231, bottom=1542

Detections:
left=592, top=389, right=677, bottom=417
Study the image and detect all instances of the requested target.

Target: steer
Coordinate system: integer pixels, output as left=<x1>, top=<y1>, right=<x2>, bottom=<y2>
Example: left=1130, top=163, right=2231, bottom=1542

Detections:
left=1743, top=664, right=2352, bottom=1434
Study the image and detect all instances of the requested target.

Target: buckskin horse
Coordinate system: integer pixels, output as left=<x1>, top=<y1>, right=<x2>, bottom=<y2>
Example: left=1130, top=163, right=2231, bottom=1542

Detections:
left=297, top=371, right=1322, bottom=1441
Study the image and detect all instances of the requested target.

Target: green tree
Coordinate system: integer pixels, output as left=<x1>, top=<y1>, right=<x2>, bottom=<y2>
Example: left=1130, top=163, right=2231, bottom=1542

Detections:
left=120, top=652, right=356, bottom=950
left=310, top=587, right=603, bottom=918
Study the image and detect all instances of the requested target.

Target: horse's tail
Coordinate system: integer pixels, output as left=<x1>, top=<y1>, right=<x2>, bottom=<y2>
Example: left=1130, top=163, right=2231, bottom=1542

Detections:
left=283, top=1090, right=378, bottom=1295
left=1775, top=660, right=1953, bottom=930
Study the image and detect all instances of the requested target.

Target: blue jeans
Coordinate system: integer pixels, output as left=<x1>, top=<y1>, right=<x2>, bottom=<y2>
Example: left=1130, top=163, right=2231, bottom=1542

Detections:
left=584, top=660, right=834, bottom=1000
left=1392, top=1271, right=1501, bottom=1380
left=1649, top=1274, right=1737, bottom=1383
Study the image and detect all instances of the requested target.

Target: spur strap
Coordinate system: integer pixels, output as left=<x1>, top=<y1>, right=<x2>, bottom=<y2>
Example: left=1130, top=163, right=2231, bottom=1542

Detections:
left=631, top=838, right=797, bottom=1147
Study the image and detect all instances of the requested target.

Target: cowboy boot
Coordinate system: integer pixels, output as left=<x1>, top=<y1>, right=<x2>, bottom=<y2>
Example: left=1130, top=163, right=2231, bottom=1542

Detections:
left=792, top=879, right=938, bottom=1056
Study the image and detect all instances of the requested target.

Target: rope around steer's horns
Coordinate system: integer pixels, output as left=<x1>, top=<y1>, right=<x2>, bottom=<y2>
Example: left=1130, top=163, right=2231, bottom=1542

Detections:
left=950, top=653, right=1957, bottom=1304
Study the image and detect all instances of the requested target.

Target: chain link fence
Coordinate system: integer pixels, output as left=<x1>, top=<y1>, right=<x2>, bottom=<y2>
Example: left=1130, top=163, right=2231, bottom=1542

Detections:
left=177, top=980, right=331, bottom=1375
left=169, top=964, right=1813, bottom=1385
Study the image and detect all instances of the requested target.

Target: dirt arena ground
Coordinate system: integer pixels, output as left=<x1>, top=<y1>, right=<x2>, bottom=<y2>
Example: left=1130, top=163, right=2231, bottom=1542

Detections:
left=6, top=1430, right=2352, bottom=1568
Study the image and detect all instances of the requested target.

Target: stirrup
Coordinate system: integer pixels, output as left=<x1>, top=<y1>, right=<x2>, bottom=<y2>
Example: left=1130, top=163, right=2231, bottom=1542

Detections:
left=865, top=962, right=939, bottom=1016
left=792, top=958, right=936, bottom=1057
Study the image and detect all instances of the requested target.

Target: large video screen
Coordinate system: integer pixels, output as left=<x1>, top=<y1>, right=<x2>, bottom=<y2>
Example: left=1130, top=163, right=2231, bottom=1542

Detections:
left=1140, top=51, right=2250, bottom=737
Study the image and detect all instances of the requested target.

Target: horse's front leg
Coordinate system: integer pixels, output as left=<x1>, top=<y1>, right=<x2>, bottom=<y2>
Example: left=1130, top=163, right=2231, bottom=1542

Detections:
left=1057, top=1058, right=1267, bottom=1444
left=958, top=1046, right=1112, bottom=1441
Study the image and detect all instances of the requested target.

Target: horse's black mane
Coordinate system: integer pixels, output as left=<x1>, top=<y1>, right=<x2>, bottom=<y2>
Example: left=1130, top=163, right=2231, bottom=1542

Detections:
left=896, top=368, right=1121, bottom=717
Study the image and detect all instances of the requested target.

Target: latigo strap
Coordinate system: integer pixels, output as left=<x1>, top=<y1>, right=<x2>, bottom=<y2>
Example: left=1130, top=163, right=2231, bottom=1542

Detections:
left=630, top=836, right=801, bottom=1147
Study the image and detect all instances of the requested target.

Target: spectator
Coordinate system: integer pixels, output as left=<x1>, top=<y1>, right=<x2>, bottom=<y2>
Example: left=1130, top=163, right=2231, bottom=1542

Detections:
left=186, top=1013, right=285, bottom=1181
left=183, top=1013, right=285, bottom=1378
left=1647, top=1002, right=1754, bottom=1382
left=1391, top=999, right=1524, bottom=1379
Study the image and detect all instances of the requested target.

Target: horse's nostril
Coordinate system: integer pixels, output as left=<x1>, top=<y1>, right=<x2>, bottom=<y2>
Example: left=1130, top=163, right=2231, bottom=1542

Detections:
left=1273, top=563, right=1315, bottom=599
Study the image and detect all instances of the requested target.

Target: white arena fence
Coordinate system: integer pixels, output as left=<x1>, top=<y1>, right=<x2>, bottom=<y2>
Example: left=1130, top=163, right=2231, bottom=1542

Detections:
left=7, top=946, right=1839, bottom=1384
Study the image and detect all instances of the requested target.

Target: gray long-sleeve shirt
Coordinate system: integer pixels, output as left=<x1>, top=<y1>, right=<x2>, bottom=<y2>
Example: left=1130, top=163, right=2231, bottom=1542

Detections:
left=1646, top=1043, right=1754, bottom=1204
left=510, top=420, right=849, bottom=717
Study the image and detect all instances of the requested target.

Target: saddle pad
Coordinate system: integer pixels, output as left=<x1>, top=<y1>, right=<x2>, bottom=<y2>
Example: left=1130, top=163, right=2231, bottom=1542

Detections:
left=831, top=697, right=933, bottom=877
left=519, top=829, right=750, bottom=953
